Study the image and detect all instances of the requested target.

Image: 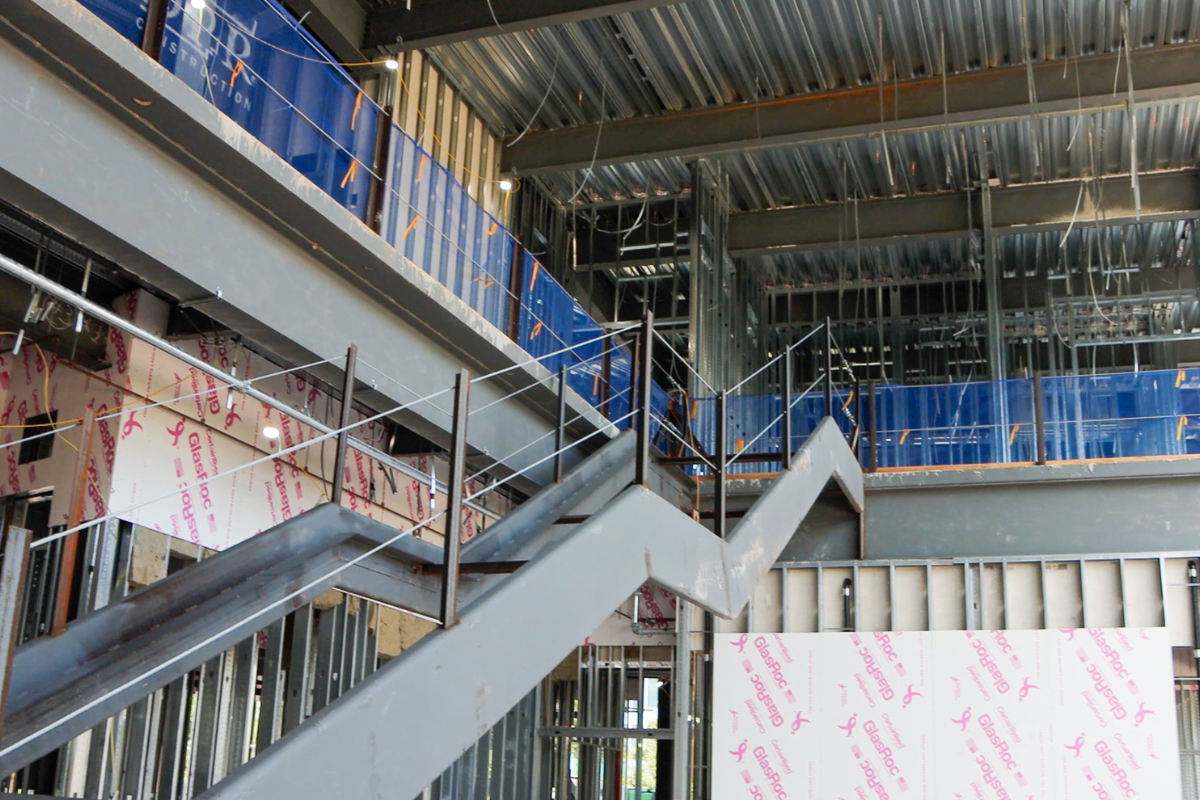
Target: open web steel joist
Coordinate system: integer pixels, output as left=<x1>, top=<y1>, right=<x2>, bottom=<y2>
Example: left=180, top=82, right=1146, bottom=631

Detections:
left=201, top=418, right=862, bottom=800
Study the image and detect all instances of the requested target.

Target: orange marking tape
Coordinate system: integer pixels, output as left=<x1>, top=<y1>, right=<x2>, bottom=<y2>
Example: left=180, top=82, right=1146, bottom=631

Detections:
left=229, top=60, right=244, bottom=88
left=486, top=221, right=498, bottom=236
left=1179, top=415, right=1188, bottom=441
left=528, top=261, right=540, bottom=292
left=417, top=153, right=427, bottom=182
left=1178, top=369, right=1187, bottom=388
left=402, top=213, right=422, bottom=240
left=530, top=321, right=544, bottom=339
left=899, top=429, right=910, bottom=445
left=1008, top=423, right=1019, bottom=446
left=351, top=91, right=363, bottom=131
left=339, top=159, right=358, bottom=189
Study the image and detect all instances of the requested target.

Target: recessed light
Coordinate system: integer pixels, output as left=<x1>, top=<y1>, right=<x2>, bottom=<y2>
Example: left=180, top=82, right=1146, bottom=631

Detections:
left=263, top=426, right=280, bottom=441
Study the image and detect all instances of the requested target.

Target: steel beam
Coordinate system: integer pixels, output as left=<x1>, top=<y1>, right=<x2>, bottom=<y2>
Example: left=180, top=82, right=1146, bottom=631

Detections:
left=199, top=419, right=861, bottom=800
left=730, top=170, right=1200, bottom=257
left=365, top=0, right=685, bottom=50
left=733, top=170, right=1200, bottom=257
left=505, top=43, right=1200, bottom=175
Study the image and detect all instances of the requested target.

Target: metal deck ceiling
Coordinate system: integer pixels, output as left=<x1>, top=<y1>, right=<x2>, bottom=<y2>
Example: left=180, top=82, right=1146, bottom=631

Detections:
left=422, top=0, right=1200, bottom=209
left=757, top=218, right=1195, bottom=291
left=491, top=98, right=1200, bottom=212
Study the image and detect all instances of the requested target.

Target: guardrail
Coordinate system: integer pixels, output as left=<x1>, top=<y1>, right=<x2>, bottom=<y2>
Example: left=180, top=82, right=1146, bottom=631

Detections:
left=679, top=366, right=1200, bottom=473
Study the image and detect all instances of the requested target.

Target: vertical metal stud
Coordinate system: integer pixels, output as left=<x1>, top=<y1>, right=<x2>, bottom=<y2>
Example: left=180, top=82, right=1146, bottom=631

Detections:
left=256, top=618, right=286, bottom=751
left=282, top=605, right=314, bottom=734
left=120, top=696, right=153, bottom=800
left=52, top=406, right=96, bottom=637
left=156, top=677, right=187, bottom=800
left=1034, top=370, right=1047, bottom=465
left=331, top=345, right=358, bottom=506
left=225, top=637, right=258, bottom=771
left=0, top=526, right=30, bottom=739
left=190, top=655, right=224, bottom=793
left=673, top=598, right=691, bottom=799
left=312, top=605, right=340, bottom=714
left=441, top=369, right=471, bottom=629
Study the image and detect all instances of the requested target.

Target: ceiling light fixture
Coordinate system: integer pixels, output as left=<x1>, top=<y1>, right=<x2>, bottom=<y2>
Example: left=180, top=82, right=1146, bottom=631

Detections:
left=263, top=426, right=280, bottom=442
left=384, top=58, right=399, bottom=71
left=499, top=179, right=513, bottom=192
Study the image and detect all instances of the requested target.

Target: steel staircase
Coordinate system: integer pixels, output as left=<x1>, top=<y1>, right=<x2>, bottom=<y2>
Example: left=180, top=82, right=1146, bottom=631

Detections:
left=202, top=418, right=861, bottom=799
left=0, top=418, right=861, bottom=798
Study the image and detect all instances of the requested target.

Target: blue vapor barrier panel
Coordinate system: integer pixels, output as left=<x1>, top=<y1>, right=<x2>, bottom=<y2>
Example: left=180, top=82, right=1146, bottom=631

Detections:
left=1041, top=369, right=1200, bottom=461
left=870, top=379, right=1036, bottom=468
left=379, top=128, right=514, bottom=332
left=80, top=0, right=669, bottom=430
left=78, top=0, right=146, bottom=43
left=685, top=368, right=1200, bottom=472
left=567, top=305, right=605, bottom=408
left=158, top=0, right=378, bottom=221
left=517, top=253, right=576, bottom=375
left=870, top=369, right=1200, bottom=467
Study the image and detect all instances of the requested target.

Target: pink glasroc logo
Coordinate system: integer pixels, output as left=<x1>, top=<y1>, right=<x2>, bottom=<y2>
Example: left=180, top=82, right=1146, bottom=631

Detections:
left=121, top=416, right=143, bottom=438
left=790, top=712, right=809, bottom=734
left=733, top=633, right=749, bottom=654
left=1134, top=702, right=1155, bottom=727
left=902, top=685, right=921, bottom=708
left=951, top=709, right=972, bottom=732
left=729, top=740, right=748, bottom=763
left=1066, top=735, right=1086, bottom=757
left=1019, top=677, right=1038, bottom=700
left=838, top=714, right=857, bottom=737
left=167, top=419, right=186, bottom=446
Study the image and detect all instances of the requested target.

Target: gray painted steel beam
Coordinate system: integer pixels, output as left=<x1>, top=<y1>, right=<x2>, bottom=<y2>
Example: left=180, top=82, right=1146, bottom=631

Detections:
left=729, top=170, right=1200, bottom=257
left=0, top=0, right=614, bottom=492
left=282, top=0, right=367, bottom=65
left=200, top=419, right=862, bottom=800
left=505, top=43, right=1200, bottom=175
left=365, top=0, right=685, bottom=50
